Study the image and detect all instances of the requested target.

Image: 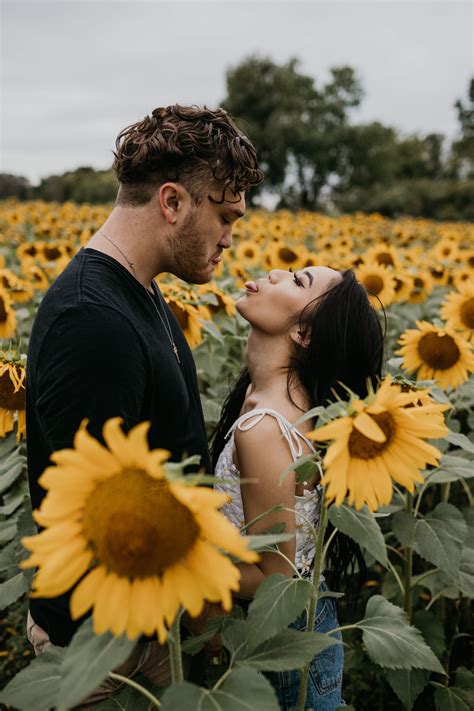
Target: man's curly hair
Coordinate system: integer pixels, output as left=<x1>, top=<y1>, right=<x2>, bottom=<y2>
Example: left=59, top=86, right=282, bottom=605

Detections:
left=112, top=104, right=263, bottom=206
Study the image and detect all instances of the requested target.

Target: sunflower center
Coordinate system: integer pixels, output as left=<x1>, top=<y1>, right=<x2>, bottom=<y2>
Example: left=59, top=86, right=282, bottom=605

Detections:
left=44, top=246, right=62, bottom=260
left=0, top=297, right=7, bottom=323
left=417, top=332, right=460, bottom=370
left=376, top=253, right=394, bottom=266
left=460, top=297, right=474, bottom=329
left=363, top=274, right=384, bottom=295
left=82, top=469, right=199, bottom=578
left=348, top=412, right=394, bottom=459
left=0, top=372, right=25, bottom=410
left=279, top=247, right=298, bottom=263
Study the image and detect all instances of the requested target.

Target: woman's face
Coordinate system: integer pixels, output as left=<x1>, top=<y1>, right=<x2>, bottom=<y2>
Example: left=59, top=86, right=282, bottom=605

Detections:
left=236, top=266, right=342, bottom=334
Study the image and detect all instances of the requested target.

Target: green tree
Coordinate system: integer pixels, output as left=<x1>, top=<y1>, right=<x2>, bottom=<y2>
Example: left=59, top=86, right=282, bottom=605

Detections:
left=0, top=174, right=33, bottom=200
left=448, top=77, right=474, bottom=179
left=222, top=56, right=363, bottom=208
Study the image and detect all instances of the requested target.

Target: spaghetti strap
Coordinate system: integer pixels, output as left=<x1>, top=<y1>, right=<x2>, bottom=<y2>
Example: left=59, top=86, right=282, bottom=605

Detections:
left=225, top=407, right=316, bottom=463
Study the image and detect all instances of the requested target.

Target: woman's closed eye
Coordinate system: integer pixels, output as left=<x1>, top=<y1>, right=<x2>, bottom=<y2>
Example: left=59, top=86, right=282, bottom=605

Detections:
left=293, top=272, right=303, bottom=287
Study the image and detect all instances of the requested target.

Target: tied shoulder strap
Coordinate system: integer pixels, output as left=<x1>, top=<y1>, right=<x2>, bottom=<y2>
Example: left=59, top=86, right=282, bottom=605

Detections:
left=224, top=407, right=316, bottom=463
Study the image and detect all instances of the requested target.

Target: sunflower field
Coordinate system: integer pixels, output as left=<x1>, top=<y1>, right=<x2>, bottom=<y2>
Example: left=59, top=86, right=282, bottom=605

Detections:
left=0, top=199, right=473, bottom=711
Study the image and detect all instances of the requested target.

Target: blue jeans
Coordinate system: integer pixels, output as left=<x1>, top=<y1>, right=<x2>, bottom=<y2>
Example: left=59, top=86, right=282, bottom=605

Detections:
left=264, top=579, right=346, bottom=710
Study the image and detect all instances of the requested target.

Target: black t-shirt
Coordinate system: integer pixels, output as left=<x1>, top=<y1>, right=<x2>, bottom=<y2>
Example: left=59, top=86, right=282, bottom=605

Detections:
left=26, top=247, right=211, bottom=645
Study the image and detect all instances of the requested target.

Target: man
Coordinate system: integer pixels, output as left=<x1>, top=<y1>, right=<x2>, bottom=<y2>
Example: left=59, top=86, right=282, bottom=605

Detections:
left=25, top=104, right=263, bottom=702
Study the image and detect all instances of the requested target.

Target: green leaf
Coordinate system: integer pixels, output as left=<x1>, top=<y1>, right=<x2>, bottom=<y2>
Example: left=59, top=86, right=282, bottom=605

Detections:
left=181, top=615, right=227, bottom=655
left=445, top=431, right=474, bottom=453
left=246, top=532, right=295, bottom=551
left=413, top=609, right=446, bottom=658
left=92, top=673, right=163, bottom=710
left=0, top=570, right=30, bottom=609
left=245, top=574, right=312, bottom=651
left=357, top=595, right=445, bottom=673
left=57, top=618, right=136, bottom=711
left=161, top=669, right=280, bottom=710
left=0, top=646, right=65, bottom=709
left=329, top=503, right=388, bottom=568
left=428, top=455, right=474, bottom=484
left=392, top=504, right=467, bottom=580
left=0, top=490, right=25, bottom=515
left=278, top=453, right=319, bottom=485
left=385, top=668, right=430, bottom=710
left=0, top=459, right=23, bottom=494
left=434, top=685, right=471, bottom=711
left=457, top=508, right=474, bottom=597
left=0, top=521, right=17, bottom=546
left=236, top=627, right=340, bottom=671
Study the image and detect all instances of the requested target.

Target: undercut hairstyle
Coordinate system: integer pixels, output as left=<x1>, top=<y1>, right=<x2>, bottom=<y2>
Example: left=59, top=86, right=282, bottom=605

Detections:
left=112, top=104, right=264, bottom=206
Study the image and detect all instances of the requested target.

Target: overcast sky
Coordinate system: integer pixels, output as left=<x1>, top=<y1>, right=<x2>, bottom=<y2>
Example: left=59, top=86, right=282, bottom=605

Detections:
left=1, top=0, right=473, bottom=184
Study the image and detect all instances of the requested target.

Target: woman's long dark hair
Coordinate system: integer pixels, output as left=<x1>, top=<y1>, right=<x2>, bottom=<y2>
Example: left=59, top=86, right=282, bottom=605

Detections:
left=210, top=269, right=384, bottom=609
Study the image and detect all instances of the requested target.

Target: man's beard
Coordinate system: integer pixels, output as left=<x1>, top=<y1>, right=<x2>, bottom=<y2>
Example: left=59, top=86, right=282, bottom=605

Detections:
left=168, top=211, right=213, bottom=284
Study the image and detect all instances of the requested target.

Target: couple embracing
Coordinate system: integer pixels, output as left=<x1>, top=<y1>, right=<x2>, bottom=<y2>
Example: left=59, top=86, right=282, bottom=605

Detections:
left=26, top=105, right=383, bottom=709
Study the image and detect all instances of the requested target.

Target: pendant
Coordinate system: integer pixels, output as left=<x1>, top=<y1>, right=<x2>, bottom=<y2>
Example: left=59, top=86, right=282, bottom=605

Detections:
left=173, top=344, right=180, bottom=363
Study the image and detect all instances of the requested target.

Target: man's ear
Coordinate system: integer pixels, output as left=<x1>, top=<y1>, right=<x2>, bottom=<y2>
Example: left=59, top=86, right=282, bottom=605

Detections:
left=157, top=182, right=190, bottom=225
left=289, top=326, right=311, bottom=348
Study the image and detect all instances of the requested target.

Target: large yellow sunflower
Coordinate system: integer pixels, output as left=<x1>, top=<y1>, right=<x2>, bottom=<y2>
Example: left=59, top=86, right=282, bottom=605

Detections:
left=440, top=282, right=474, bottom=343
left=0, top=358, right=26, bottom=440
left=308, top=376, right=448, bottom=511
left=0, top=288, right=16, bottom=339
left=396, top=321, right=474, bottom=389
left=234, top=241, right=262, bottom=269
left=356, top=262, right=396, bottom=309
left=21, top=418, right=258, bottom=642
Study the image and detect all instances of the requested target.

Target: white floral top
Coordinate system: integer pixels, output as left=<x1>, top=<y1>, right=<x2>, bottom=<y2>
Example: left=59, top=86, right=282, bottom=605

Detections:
left=214, top=408, right=325, bottom=583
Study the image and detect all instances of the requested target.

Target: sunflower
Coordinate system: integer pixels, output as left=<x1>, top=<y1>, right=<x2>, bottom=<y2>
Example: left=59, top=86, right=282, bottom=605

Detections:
left=392, top=273, right=413, bottom=303
left=235, top=241, right=262, bottom=269
left=0, top=358, right=26, bottom=440
left=20, top=263, right=49, bottom=292
left=440, top=282, right=474, bottom=343
left=0, top=269, right=34, bottom=304
left=196, top=284, right=236, bottom=317
left=0, top=288, right=16, bottom=339
left=21, top=418, right=258, bottom=641
left=396, top=321, right=474, bottom=389
left=408, top=272, right=434, bottom=304
left=308, top=376, right=448, bottom=511
left=356, top=262, right=396, bottom=309
left=265, top=241, right=305, bottom=271
left=161, top=292, right=208, bottom=349
left=364, top=244, right=401, bottom=269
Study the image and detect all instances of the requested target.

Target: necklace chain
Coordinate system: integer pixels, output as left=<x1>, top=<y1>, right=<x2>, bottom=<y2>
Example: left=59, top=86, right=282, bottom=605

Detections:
left=99, top=230, right=180, bottom=363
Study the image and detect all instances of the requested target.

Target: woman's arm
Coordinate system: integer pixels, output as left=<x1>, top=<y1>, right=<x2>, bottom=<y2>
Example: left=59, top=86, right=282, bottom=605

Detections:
left=233, top=416, right=297, bottom=600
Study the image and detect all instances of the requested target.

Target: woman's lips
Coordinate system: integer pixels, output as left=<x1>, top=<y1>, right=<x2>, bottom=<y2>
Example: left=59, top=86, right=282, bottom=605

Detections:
left=245, top=281, right=259, bottom=293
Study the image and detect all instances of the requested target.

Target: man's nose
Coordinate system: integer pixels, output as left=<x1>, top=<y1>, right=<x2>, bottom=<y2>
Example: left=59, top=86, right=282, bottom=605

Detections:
left=219, top=229, right=233, bottom=250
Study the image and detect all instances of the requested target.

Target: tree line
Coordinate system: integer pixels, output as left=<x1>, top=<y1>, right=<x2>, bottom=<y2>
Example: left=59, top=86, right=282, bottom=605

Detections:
left=2, top=57, right=473, bottom=220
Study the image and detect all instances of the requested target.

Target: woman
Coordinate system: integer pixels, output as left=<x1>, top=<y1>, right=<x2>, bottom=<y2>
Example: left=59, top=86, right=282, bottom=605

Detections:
left=211, top=266, right=384, bottom=710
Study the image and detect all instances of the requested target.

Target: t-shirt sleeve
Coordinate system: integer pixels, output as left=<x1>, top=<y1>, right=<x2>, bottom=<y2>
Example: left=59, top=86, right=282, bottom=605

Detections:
left=33, top=303, right=148, bottom=450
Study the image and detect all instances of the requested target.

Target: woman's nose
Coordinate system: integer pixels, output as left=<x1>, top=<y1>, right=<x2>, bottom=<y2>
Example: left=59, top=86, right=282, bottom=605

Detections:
left=268, top=269, right=286, bottom=283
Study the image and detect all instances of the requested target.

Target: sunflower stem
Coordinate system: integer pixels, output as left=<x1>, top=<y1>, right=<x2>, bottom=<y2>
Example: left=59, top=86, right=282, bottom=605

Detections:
left=168, top=611, right=184, bottom=684
left=108, top=672, right=161, bottom=708
left=295, top=496, right=329, bottom=711
left=403, top=492, right=414, bottom=624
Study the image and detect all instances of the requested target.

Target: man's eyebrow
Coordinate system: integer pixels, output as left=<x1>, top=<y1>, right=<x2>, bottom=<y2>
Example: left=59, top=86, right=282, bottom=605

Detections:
left=303, top=270, right=314, bottom=286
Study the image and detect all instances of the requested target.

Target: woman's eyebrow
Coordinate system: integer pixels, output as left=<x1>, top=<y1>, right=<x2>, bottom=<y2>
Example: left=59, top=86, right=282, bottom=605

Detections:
left=303, top=270, right=314, bottom=286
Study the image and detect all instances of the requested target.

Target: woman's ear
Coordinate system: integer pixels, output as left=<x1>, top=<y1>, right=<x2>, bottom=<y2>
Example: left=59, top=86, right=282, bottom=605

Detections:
left=289, top=326, right=311, bottom=348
